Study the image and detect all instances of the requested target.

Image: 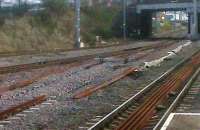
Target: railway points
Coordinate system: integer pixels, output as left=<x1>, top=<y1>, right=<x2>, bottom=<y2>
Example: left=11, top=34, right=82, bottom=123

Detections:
left=0, top=39, right=197, bottom=130
left=0, top=0, right=200, bottom=129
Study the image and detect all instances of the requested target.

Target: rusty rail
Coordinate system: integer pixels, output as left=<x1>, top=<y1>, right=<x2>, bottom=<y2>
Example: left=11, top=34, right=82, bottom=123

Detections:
left=73, top=67, right=138, bottom=99
left=0, top=42, right=140, bottom=58
left=117, top=67, right=194, bottom=130
left=88, top=50, right=200, bottom=130
left=0, top=41, right=175, bottom=96
left=153, top=66, right=200, bottom=130
left=0, top=40, right=177, bottom=58
left=0, top=79, right=35, bottom=94
left=0, top=95, right=47, bottom=120
left=0, top=41, right=175, bottom=74
left=0, top=61, right=82, bottom=95
left=117, top=53, right=200, bottom=130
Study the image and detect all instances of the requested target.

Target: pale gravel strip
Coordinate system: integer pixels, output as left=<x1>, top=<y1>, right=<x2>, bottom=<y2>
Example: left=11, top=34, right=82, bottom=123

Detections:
left=0, top=40, right=164, bottom=67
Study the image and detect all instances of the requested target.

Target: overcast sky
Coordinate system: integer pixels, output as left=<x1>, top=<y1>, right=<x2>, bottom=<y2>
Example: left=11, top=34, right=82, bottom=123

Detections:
left=1, top=0, right=41, bottom=4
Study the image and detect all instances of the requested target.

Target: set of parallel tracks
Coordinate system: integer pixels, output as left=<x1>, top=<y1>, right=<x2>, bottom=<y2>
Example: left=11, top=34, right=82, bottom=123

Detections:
left=88, top=50, right=200, bottom=130
left=0, top=41, right=174, bottom=74
left=0, top=41, right=180, bottom=124
left=0, top=43, right=133, bottom=58
left=0, top=39, right=178, bottom=58
left=0, top=41, right=175, bottom=95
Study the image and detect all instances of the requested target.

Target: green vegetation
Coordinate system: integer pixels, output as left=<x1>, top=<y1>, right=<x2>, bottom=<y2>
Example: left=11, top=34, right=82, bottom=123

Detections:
left=0, top=0, right=120, bottom=52
left=152, top=20, right=173, bottom=33
left=81, top=5, right=119, bottom=45
left=161, top=20, right=172, bottom=31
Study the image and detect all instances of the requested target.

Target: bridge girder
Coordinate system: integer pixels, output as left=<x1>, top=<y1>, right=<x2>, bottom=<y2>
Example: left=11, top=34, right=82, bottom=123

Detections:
left=136, top=2, right=200, bottom=13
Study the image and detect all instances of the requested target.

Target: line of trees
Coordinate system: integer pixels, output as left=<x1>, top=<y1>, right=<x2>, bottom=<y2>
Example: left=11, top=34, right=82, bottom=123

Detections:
left=81, top=0, right=122, bottom=6
left=0, top=0, right=67, bottom=15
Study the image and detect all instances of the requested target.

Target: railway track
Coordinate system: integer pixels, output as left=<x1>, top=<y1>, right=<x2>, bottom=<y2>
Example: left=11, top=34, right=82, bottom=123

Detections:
left=0, top=43, right=133, bottom=58
left=175, top=74, right=200, bottom=113
left=0, top=95, right=47, bottom=121
left=73, top=67, right=139, bottom=99
left=87, top=50, right=200, bottom=130
left=0, top=41, right=175, bottom=74
left=0, top=42, right=138, bottom=58
left=0, top=39, right=179, bottom=58
left=0, top=40, right=182, bottom=125
left=0, top=41, right=176, bottom=96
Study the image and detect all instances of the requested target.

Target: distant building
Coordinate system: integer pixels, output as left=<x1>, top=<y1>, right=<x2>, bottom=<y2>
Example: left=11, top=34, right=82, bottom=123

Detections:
left=165, top=11, right=188, bottom=21
left=0, top=0, right=17, bottom=7
left=0, top=0, right=41, bottom=7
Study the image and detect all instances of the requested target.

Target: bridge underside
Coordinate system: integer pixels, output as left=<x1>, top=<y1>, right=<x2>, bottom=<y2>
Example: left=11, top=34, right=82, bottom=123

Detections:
left=132, top=2, right=200, bottom=40
left=136, top=2, right=200, bottom=12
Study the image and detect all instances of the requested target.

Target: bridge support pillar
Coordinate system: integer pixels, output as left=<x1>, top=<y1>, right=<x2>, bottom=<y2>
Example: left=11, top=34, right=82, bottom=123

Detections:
left=188, top=12, right=200, bottom=40
left=140, top=11, right=152, bottom=38
left=188, top=14, right=191, bottom=34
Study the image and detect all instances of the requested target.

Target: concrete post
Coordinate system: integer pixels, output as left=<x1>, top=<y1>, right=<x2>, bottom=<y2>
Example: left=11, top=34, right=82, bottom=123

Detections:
left=188, top=13, right=191, bottom=34
left=75, top=0, right=81, bottom=48
left=122, top=0, right=127, bottom=40
left=191, top=0, right=199, bottom=40
left=174, top=11, right=176, bottom=31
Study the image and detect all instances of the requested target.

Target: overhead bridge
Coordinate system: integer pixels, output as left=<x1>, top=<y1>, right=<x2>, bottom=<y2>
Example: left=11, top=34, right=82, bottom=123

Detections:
left=126, top=0, right=200, bottom=39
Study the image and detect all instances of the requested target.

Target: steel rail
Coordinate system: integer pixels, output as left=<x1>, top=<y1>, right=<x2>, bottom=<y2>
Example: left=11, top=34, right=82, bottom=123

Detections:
left=88, top=50, right=200, bottom=130
left=73, top=67, right=138, bottom=99
left=0, top=43, right=138, bottom=58
left=0, top=40, right=178, bottom=58
left=153, top=65, right=200, bottom=130
left=0, top=42, right=174, bottom=74
left=0, top=95, right=47, bottom=120
left=0, top=42, right=143, bottom=58
left=117, top=65, right=194, bottom=130
left=0, top=61, right=81, bottom=95
left=0, top=41, right=175, bottom=97
left=115, top=53, right=200, bottom=130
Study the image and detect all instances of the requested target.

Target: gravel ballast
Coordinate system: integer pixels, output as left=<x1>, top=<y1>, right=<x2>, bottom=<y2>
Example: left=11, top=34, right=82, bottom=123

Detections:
left=0, top=40, right=198, bottom=130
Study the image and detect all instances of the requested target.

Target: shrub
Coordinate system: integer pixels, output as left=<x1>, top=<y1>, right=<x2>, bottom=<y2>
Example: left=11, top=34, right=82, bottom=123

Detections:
left=161, top=20, right=172, bottom=31
left=42, top=0, right=68, bottom=17
left=81, top=5, right=120, bottom=44
left=29, top=0, right=68, bottom=34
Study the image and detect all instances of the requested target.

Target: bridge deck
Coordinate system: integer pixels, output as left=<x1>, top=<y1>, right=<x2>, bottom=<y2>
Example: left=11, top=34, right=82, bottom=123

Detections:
left=140, top=0, right=192, bottom=4
left=136, top=0, right=200, bottom=12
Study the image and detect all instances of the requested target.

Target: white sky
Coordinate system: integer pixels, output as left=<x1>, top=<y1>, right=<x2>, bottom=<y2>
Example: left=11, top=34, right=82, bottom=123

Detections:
left=1, top=0, right=41, bottom=4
